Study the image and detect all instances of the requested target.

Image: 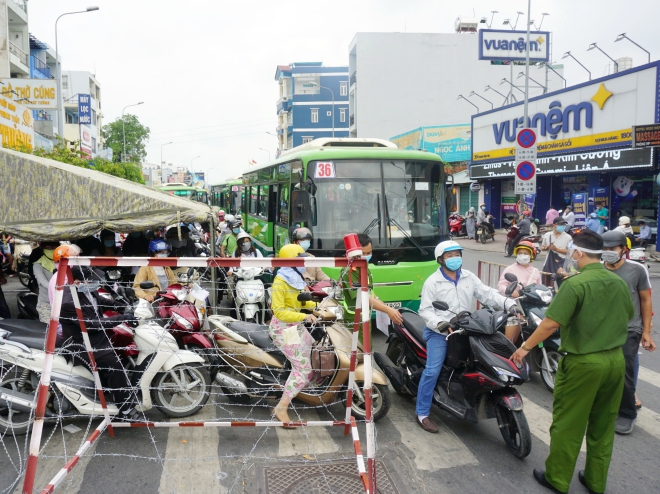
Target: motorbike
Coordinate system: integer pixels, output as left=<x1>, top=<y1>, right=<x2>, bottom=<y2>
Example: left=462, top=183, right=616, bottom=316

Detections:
left=503, top=273, right=563, bottom=392
left=226, top=266, right=270, bottom=323
left=504, top=225, right=541, bottom=256
left=206, top=287, right=391, bottom=421
left=448, top=214, right=467, bottom=238
left=374, top=300, right=532, bottom=458
left=0, top=282, right=211, bottom=435
left=17, top=291, right=39, bottom=320
left=477, top=216, right=496, bottom=243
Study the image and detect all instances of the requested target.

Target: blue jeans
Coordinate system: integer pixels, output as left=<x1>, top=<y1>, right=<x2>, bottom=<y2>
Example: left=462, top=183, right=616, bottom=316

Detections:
left=415, top=327, right=448, bottom=416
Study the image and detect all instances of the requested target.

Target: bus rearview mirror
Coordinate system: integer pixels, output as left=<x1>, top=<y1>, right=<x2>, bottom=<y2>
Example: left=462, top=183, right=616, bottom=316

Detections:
left=291, top=190, right=311, bottom=223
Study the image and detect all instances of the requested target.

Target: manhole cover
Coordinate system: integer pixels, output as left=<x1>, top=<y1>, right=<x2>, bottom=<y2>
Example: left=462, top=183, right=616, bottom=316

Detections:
left=259, top=460, right=400, bottom=494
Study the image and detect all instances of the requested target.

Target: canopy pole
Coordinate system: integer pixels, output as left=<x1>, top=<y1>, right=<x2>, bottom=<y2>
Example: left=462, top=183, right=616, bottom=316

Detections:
left=209, top=221, right=217, bottom=311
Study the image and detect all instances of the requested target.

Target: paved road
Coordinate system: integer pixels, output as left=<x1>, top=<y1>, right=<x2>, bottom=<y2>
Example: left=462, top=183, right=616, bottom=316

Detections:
left=0, top=248, right=659, bottom=494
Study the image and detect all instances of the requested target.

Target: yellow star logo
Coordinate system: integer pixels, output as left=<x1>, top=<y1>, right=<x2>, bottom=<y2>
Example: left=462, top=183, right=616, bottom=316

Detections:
left=536, top=36, right=545, bottom=45
left=591, top=83, right=613, bottom=110
left=22, top=109, right=32, bottom=127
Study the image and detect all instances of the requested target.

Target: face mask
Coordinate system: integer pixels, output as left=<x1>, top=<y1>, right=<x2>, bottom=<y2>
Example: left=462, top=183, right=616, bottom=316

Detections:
left=77, top=281, right=100, bottom=293
left=241, top=242, right=252, bottom=251
left=299, top=240, right=311, bottom=251
left=296, top=266, right=306, bottom=274
left=104, top=240, right=115, bottom=248
left=156, top=252, right=169, bottom=258
left=556, top=225, right=566, bottom=233
left=444, top=257, right=463, bottom=271
left=363, top=254, right=372, bottom=262
left=130, top=232, right=141, bottom=238
left=601, top=250, right=621, bottom=265
left=43, top=249, right=54, bottom=259
left=481, top=206, right=485, bottom=210
left=233, top=228, right=241, bottom=235
left=516, top=254, right=531, bottom=265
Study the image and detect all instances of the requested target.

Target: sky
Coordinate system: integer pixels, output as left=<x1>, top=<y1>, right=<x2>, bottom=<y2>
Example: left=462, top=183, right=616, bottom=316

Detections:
left=26, top=0, right=660, bottom=185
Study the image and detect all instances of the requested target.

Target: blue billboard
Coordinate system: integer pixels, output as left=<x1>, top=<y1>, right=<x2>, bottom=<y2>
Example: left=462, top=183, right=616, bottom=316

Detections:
left=78, top=94, right=92, bottom=125
left=390, top=124, right=471, bottom=163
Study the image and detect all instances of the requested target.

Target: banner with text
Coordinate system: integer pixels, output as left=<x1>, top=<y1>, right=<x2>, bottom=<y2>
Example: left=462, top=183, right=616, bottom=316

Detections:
left=571, top=193, right=587, bottom=227
left=0, top=78, right=58, bottom=109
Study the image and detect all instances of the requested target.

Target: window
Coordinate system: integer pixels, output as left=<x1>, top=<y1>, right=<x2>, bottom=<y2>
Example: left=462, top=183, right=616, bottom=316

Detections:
left=302, top=136, right=314, bottom=144
left=340, top=109, right=346, bottom=123
left=91, top=137, right=97, bottom=153
left=278, top=184, right=290, bottom=225
left=62, top=75, right=68, bottom=90
left=65, top=108, right=78, bottom=124
left=340, top=81, right=348, bottom=96
left=91, top=109, right=97, bottom=126
left=249, top=187, right=258, bottom=215
left=258, top=185, right=269, bottom=218
left=311, top=108, right=318, bottom=123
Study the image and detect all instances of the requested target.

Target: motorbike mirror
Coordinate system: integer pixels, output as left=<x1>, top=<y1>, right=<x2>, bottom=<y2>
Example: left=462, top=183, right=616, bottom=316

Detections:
left=187, top=267, right=195, bottom=277
left=139, top=281, right=155, bottom=289
left=504, top=273, right=518, bottom=283
left=505, top=282, right=518, bottom=297
left=550, top=273, right=558, bottom=281
left=432, top=301, right=449, bottom=312
left=297, top=292, right=313, bottom=302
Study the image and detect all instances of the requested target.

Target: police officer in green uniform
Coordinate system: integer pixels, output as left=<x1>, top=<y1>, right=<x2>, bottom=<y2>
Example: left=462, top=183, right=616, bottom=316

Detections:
left=510, top=230, right=633, bottom=494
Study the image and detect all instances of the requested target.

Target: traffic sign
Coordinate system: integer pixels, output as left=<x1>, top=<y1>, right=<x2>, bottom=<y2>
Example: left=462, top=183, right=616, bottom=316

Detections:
left=516, top=161, right=536, bottom=181
left=516, top=147, right=537, bottom=161
left=517, top=128, right=536, bottom=148
left=515, top=175, right=536, bottom=194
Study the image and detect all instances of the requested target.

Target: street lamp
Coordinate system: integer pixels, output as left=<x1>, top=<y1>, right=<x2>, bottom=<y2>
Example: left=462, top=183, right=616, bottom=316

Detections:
left=615, top=33, right=650, bottom=64
left=457, top=95, right=479, bottom=113
left=469, top=91, right=493, bottom=110
left=122, top=101, right=143, bottom=162
left=502, top=11, right=524, bottom=30
left=484, top=85, right=508, bottom=104
left=537, top=62, right=567, bottom=88
left=532, top=13, right=550, bottom=30
left=517, top=72, right=547, bottom=93
left=160, top=141, right=173, bottom=175
left=588, top=43, right=619, bottom=73
left=190, top=155, right=201, bottom=171
left=309, top=82, right=335, bottom=137
left=562, top=51, right=591, bottom=80
left=259, top=148, right=271, bottom=161
left=55, top=6, right=99, bottom=137
left=501, top=78, right=524, bottom=94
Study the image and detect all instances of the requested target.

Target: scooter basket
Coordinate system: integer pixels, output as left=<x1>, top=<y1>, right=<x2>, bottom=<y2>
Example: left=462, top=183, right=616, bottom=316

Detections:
left=311, top=345, right=336, bottom=378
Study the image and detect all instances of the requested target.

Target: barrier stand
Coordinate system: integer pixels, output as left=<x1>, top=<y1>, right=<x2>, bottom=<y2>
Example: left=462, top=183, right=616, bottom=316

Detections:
left=21, top=256, right=375, bottom=494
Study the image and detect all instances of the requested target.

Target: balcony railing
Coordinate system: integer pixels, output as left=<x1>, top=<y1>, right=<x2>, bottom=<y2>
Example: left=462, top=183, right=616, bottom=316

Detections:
left=11, top=0, right=27, bottom=13
left=350, top=71, right=357, bottom=86
left=9, top=41, right=28, bottom=66
left=31, top=56, right=51, bottom=78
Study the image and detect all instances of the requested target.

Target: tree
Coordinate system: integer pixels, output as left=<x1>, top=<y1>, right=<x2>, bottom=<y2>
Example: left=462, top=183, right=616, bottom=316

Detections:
left=101, top=114, right=150, bottom=163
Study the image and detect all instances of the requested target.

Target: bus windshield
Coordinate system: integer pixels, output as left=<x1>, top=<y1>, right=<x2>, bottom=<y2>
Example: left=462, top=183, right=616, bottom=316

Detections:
left=308, top=159, right=443, bottom=260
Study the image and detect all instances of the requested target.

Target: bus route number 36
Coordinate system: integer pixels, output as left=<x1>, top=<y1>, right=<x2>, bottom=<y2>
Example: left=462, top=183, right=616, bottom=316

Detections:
left=315, top=162, right=335, bottom=179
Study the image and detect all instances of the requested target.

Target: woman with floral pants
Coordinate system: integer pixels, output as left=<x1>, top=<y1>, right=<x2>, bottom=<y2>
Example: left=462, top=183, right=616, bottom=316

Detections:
left=269, top=245, right=317, bottom=426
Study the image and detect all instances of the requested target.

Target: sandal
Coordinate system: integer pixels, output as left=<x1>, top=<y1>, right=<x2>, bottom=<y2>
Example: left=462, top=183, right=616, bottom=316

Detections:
left=271, top=408, right=297, bottom=429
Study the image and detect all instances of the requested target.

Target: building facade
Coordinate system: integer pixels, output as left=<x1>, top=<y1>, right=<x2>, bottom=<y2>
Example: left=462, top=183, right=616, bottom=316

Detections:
left=61, top=71, right=104, bottom=157
left=348, top=32, right=564, bottom=140
left=28, top=33, right=57, bottom=142
left=274, top=62, right=349, bottom=154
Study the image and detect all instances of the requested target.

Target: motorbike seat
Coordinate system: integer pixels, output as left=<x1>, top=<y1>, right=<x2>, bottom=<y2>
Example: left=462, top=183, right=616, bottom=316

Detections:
left=0, top=320, right=64, bottom=349
left=400, top=312, right=426, bottom=346
left=225, top=321, right=287, bottom=365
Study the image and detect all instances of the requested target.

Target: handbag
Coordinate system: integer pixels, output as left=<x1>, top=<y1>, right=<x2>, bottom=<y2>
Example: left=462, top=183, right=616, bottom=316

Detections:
left=311, top=343, right=336, bottom=378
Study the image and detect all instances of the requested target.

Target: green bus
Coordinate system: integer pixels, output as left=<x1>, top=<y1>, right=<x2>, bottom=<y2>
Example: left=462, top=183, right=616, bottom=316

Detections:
left=156, top=183, right=209, bottom=204
left=240, top=138, right=449, bottom=312
left=210, top=179, right=243, bottom=215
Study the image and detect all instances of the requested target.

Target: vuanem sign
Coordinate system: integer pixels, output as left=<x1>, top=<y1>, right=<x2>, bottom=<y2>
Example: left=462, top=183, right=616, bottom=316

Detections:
left=478, top=29, right=550, bottom=62
left=471, top=63, right=659, bottom=164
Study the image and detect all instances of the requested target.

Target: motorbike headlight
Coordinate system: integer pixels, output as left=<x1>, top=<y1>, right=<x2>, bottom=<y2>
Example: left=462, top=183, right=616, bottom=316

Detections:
left=529, top=312, right=543, bottom=326
left=196, top=307, right=204, bottom=324
left=172, top=312, right=194, bottom=330
left=172, top=289, right=187, bottom=301
left=107, top=270, right=121, bottom=281
left=493, top=366, right=520, bottom=383
left=97, top=291, right=114, bottom=301
left=178, top=274, right=189, bottom=283
left=334, top=286, right=343, bottom=301
left=535, top=289, right=553, bottom=304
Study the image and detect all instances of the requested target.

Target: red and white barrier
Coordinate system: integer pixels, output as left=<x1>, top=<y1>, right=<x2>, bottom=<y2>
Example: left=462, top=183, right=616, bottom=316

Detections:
left=22, top=255, right=376, bottom=494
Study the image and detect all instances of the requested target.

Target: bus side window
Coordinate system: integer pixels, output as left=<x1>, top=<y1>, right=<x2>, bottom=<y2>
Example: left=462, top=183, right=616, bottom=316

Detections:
left=259, top=185, right=269, bottom=219
left=249, top=187, right=258, bottom=215
left=278, top=185, right=290, bottom=225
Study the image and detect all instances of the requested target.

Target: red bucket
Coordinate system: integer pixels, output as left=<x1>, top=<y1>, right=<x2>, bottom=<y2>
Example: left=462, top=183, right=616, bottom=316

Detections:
left=343, top=233, right=363, bottom=259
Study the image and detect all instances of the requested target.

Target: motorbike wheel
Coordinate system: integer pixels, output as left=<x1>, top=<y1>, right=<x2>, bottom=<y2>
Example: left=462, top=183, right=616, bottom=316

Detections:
left=152, top=363, right=211, bottom=418
left=0, top=366, right=35, bottom=436
left=494, top=403, right=532, bottom=458
left=344, top=382, right=391, bottom=422
left=480, top=232, right=488, bottom=244
left=540, top=350, right=563, bottom=392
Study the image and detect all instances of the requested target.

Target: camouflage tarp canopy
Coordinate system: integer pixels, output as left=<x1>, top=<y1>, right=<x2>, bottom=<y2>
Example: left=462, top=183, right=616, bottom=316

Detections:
left=0, top=148, right=217, bottom=241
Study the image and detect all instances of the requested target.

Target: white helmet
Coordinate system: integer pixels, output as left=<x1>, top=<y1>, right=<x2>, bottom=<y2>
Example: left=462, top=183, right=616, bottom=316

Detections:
left=619, top=216, right=631, bottom=226
left=236, top=231, right=251, bottom=242
left=434, top=240, right=463, bottom=260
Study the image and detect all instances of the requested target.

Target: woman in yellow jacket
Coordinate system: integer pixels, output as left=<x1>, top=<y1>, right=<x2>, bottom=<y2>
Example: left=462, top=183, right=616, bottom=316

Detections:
left=270, top=244, right=317, bottom=425
left=133, top=240, right=178, bottom=301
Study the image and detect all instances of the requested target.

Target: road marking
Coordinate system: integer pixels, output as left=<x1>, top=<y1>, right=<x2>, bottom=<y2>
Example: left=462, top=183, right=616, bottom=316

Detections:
left=638, top=366, right=660, bottom=389
left=522, top=395, right=587, bottom=452
left=276, top=407, right=340, bottom=457
left=387, top=402, right=478, bottom=470
left=636, top=407, right=660, bottom=440
left=158, top=403, right=226, bottom=494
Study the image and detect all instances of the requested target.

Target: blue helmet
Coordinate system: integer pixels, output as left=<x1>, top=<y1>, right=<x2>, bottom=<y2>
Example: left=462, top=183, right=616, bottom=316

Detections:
left=148, top=239, right=170, bottom=255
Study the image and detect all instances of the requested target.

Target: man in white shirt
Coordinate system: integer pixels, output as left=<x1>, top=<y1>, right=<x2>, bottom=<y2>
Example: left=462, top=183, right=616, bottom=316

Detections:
left=415, top=240, right=517, bottom=433
left=562, top=206, right=576, bottom=227
left=635, top=221, right=652, bottom=247
left=541, top=217, right=572, bottom=284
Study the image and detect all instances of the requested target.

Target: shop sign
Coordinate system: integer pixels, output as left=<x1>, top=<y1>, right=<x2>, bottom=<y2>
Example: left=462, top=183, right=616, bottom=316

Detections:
left=0, top=78, right=58, bottom=109
left=390, top=124, right=472, bottom=163
left=632, top=124, right=660, bottom=148
left=471, top=64, right=659, bottom=163
left=470, top=182, right=481, bottom=192
left=78, top=94, right=92, bottom=125
left=571, top=193, right=587, bottom=227
left=0, top=93, right=33, bottom=150
left=469, top=147, right=654, bottom=179
left=79, top=125, right=92, bottom=158
left=478, top=30, right=550, bottom=62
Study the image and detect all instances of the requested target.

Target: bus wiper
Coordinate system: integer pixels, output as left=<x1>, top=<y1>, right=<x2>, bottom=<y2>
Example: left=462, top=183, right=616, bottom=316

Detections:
left=363, top=193, right=382, bottom=244
left=388, top=217, right=429, bottom=256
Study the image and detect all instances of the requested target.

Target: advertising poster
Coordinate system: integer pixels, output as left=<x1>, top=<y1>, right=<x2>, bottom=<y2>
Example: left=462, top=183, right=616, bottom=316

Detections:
left=589, top=186, right=610, bottom=213
left=0, top=93, right=33, bottom=149
left=572, top=193, right=587, bottom=227
left=78, top=94, right=92, bottom=125
left=391, top=124, right=471, bottom=163
left=79, top=125, right=92, bottom=158
left=0, top=78, right=58, bottom=109
left=501, top=179, right=517, bottom=216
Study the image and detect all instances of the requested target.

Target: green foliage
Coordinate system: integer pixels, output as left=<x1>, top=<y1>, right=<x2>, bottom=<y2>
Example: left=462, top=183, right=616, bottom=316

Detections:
left=4, top=139, right=145, bottom=185
left=101, top=114, right=150, bottom=163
